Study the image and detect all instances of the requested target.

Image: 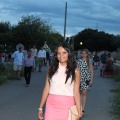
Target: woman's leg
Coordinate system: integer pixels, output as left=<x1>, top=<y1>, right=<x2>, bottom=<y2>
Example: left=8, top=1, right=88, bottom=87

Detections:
left=80, top=90, right=87, bottom=112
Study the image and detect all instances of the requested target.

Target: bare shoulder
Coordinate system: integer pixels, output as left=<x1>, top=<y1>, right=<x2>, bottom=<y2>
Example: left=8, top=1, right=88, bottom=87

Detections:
left=75, top=67, right=80, bottom=74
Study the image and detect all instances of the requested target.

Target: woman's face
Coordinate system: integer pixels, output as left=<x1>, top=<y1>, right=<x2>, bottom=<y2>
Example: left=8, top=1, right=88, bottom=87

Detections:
left=81, top=50, right=88, bottom=58
left=57, top=46, right=69, bottom=63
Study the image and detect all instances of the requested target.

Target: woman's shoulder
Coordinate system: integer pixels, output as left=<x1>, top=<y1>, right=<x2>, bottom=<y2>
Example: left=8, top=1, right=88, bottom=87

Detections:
left=77, top=59, right=82, bottom=63
left=75, top=67, right=80, bottom=72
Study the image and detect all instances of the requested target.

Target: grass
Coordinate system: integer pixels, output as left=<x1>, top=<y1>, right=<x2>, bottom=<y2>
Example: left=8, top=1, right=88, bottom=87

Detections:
left=110, top=69, right=120, bottom=120
left=112, top=73, right=120, bottom=82
left=110, top=89, right=120, bottom=120
left=0, top=75, right=7, bottom=85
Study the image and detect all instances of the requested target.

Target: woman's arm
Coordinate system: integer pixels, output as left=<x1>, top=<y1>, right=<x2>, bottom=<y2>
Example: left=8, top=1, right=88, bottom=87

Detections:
left=89, top=63, right=93, bottom=85
left=39, top=70, right=50, bottom=108
left=74, top=68, right=82, bottom=118
left=38, top=69, right=50, bottom=120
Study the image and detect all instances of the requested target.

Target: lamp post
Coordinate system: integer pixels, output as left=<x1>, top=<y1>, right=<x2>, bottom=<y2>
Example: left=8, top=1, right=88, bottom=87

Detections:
left=63, top=2, right=67, bottom=41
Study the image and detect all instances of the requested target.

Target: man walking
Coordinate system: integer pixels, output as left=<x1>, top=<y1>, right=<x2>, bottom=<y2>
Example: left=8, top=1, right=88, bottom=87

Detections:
left=23, top=49, right=35, bottom=87
left=12, top=47, right=24, bottom=80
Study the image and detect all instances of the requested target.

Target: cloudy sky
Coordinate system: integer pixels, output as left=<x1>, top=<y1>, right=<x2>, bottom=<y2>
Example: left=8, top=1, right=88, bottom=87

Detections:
left=0, top=0, right=120, bottom=36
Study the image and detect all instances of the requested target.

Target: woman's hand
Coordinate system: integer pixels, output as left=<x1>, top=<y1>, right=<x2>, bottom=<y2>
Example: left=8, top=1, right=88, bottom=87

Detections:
left=38, top=110, right=43, bottom=120
left=76, top=114, right=81, bottom=120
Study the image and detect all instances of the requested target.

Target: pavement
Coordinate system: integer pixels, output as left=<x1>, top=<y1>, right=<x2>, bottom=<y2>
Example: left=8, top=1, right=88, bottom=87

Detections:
left=0, top=66, right=119, bottom=120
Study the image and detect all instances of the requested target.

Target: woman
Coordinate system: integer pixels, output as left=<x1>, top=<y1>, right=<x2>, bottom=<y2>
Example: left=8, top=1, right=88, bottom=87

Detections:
left=104, top=53, right=113, bottom=76
left=77, top=49, right=93, bottom=117
left=38, top=42, right=81, bottom=120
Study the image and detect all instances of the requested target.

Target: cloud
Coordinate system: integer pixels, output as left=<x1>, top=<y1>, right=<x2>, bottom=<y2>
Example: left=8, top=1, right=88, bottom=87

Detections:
left=0, top=0, right=120, bottom=36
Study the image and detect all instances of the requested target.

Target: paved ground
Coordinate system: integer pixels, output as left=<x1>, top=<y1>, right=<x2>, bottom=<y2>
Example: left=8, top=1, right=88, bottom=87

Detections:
left=0, top=66, right=119, bottom=120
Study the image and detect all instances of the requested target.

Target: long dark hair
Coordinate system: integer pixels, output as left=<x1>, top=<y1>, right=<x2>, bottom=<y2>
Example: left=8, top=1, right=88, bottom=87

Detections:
left=48, top=42, right=77, bottom=83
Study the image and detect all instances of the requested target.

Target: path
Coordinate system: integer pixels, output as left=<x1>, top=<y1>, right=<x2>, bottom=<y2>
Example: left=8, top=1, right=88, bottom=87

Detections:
left=0, top=66, right=119, bottom=120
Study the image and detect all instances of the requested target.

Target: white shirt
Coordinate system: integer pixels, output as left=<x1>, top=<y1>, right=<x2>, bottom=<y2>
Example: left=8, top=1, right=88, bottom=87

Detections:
left=43, top=49, right=46, bottom=58
left=31, top=48, right=37, bottom=57
left=49, top=63, right=74, bottom=96
left=12, top=51, right=24, bottom=65
left=37, top=50, right=46, bottom=58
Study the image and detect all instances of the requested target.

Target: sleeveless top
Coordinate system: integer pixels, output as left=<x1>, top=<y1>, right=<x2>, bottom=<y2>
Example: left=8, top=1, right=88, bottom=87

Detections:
left=49, top=63, right=74, bottom=96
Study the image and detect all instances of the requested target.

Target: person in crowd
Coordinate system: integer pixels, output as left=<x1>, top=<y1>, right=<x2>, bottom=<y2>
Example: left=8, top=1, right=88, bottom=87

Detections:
left=100, top=51, right=107, bottom=77
left=31, top=45, right=38, bottom=57
left=46, top=51, right=50, bottom=66
left=31, top=45, right=38, bottom=71
left=12, top=47, right=24, bottom=80
left=49, top=50, right=54, bottom=64
left=37, top=47, right=45, bottom=72
left=43, top=48, right=46, bottom=66
left=107, top=52, right=114, bottom=62
left=7, top=52, right=12, bottom=62
left=38, top=42, right=81, bottom=120
left=77, top=49, right=93, bottom=117
left=23, top=49, right=35, bottom=87
left=77, top=50, right=81, bottom=60
left=1, top=52, right=5, bottom=63
left=89, top=52, right=94, bottom=64
left=35, top=57, right=39, bottom=71
left=104, top=52, right=113, bottom=77
left=93, top=52, right=99, bottom=69
left=1, top=52, right=5, bottom=64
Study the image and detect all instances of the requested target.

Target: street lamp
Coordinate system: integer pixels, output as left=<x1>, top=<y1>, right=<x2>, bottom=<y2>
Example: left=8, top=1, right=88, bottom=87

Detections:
left=80, top=42, right=83, bottom=45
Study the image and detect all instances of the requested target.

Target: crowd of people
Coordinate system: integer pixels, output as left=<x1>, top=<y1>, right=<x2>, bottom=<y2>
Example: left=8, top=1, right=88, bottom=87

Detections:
left=0, top=42, right=115, bottom=120
left=0, top=45, right=54, bottom=87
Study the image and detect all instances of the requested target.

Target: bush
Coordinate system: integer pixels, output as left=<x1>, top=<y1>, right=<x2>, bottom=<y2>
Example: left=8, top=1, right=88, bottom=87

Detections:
left=0, top=63, right=24, bottom=85
left=0, top=63, right=5, bottom=72
left=110, top=71, right=120, bottom=120
left=112, top=71, right=120, bottom=82
left=0, top=75, right=7, bottom=85
left=110, top=89, right=120, bottom=120
left=5, top=64, right=14, bottom=80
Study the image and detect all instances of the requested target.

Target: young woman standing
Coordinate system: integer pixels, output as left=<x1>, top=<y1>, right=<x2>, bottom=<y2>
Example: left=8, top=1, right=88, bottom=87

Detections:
left=38, top=42, right=81, bottom=120
left=77, top=49, right=93, bottom=117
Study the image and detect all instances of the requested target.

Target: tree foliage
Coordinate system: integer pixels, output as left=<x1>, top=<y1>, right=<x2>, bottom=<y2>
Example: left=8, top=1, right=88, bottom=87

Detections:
left=0, top=15, right=63, bottom=51
left=74, top=28, right=120, bottom=51
left=12, top=15, right=53, bottom=49
left=0, top=21, right=13, bottom=44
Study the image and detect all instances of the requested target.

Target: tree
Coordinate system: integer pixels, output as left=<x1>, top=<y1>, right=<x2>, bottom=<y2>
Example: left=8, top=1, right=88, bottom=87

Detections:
left=47, top=31, right=63, bottom=50
left=0, top=21, right=13, bottom=52
left=12, top=15, right=52, bottom=49
left=74, top=28, right=118, bottom=51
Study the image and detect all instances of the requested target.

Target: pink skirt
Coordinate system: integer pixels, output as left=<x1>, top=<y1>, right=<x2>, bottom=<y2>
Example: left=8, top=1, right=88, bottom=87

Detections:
left=44, top=94, right=75, bottom=120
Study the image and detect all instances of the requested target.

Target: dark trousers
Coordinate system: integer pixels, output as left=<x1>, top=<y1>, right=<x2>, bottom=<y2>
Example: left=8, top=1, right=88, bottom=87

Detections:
left=24, top=66, right=32, bottom=85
